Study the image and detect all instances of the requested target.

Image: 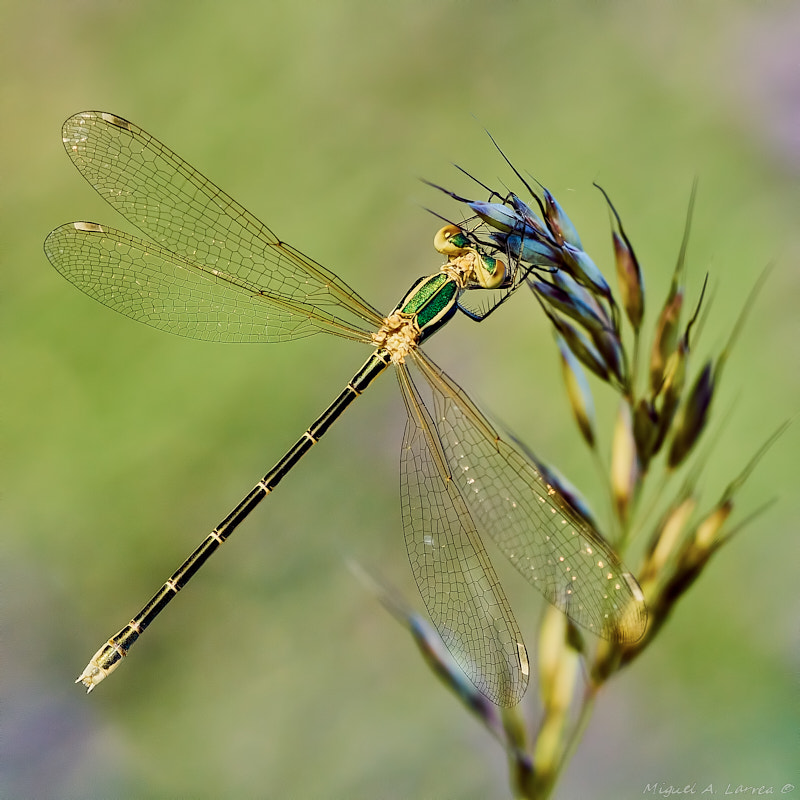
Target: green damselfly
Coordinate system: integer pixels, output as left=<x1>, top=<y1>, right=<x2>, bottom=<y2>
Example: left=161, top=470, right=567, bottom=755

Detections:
left=45, top=112, right=646, bottom=706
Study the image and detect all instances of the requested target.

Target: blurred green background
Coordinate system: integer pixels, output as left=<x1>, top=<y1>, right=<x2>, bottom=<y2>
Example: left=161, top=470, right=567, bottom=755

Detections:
left=3, top=1, right=798, bottom=798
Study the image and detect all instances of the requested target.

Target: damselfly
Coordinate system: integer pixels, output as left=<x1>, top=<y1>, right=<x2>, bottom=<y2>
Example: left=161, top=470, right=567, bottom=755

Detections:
left=45, top=112, right=646, bottom=706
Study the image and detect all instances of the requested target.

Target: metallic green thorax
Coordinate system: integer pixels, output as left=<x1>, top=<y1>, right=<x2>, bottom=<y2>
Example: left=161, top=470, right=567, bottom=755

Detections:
left=398, top=273, right=459, bottom=335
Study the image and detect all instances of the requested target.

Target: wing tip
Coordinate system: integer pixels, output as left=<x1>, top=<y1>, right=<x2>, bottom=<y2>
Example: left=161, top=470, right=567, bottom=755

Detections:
left=62, top=111, right=132, bottom=142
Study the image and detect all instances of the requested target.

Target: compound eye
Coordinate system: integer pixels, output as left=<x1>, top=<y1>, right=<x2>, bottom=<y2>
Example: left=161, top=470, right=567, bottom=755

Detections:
left=476, top=255, right=506, bottom=289
left=434, top=225, right=470, bottom=256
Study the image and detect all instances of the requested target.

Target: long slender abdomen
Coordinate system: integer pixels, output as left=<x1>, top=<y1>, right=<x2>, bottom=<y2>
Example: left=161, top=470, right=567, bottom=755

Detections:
left=76, top=348, right=392, bottom=690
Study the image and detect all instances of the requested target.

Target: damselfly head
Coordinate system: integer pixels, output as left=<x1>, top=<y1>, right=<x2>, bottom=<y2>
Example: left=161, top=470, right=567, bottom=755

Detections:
left=435, top=225, right=506, bottom=289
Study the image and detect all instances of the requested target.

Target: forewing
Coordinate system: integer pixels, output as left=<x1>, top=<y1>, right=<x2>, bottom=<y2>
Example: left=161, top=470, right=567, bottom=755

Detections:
left=397, top=365, right=528, bottom=706
left=56, top=111, right=384, bottom=338
left=411, top=352, right=647, bottom=643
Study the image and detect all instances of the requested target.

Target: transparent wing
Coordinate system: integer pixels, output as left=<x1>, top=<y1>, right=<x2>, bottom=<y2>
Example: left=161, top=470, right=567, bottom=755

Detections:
left=397, top=365, right=528, bottom=706
left=52, top=111, right=384, bottom=340
left=410, top=351, right=648, bottom=643
left=45, top=222, right=374, bottom=343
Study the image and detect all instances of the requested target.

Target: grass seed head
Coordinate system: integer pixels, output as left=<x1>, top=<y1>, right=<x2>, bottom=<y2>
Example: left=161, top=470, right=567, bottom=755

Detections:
left=667, top=360, right=714, bottom=469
